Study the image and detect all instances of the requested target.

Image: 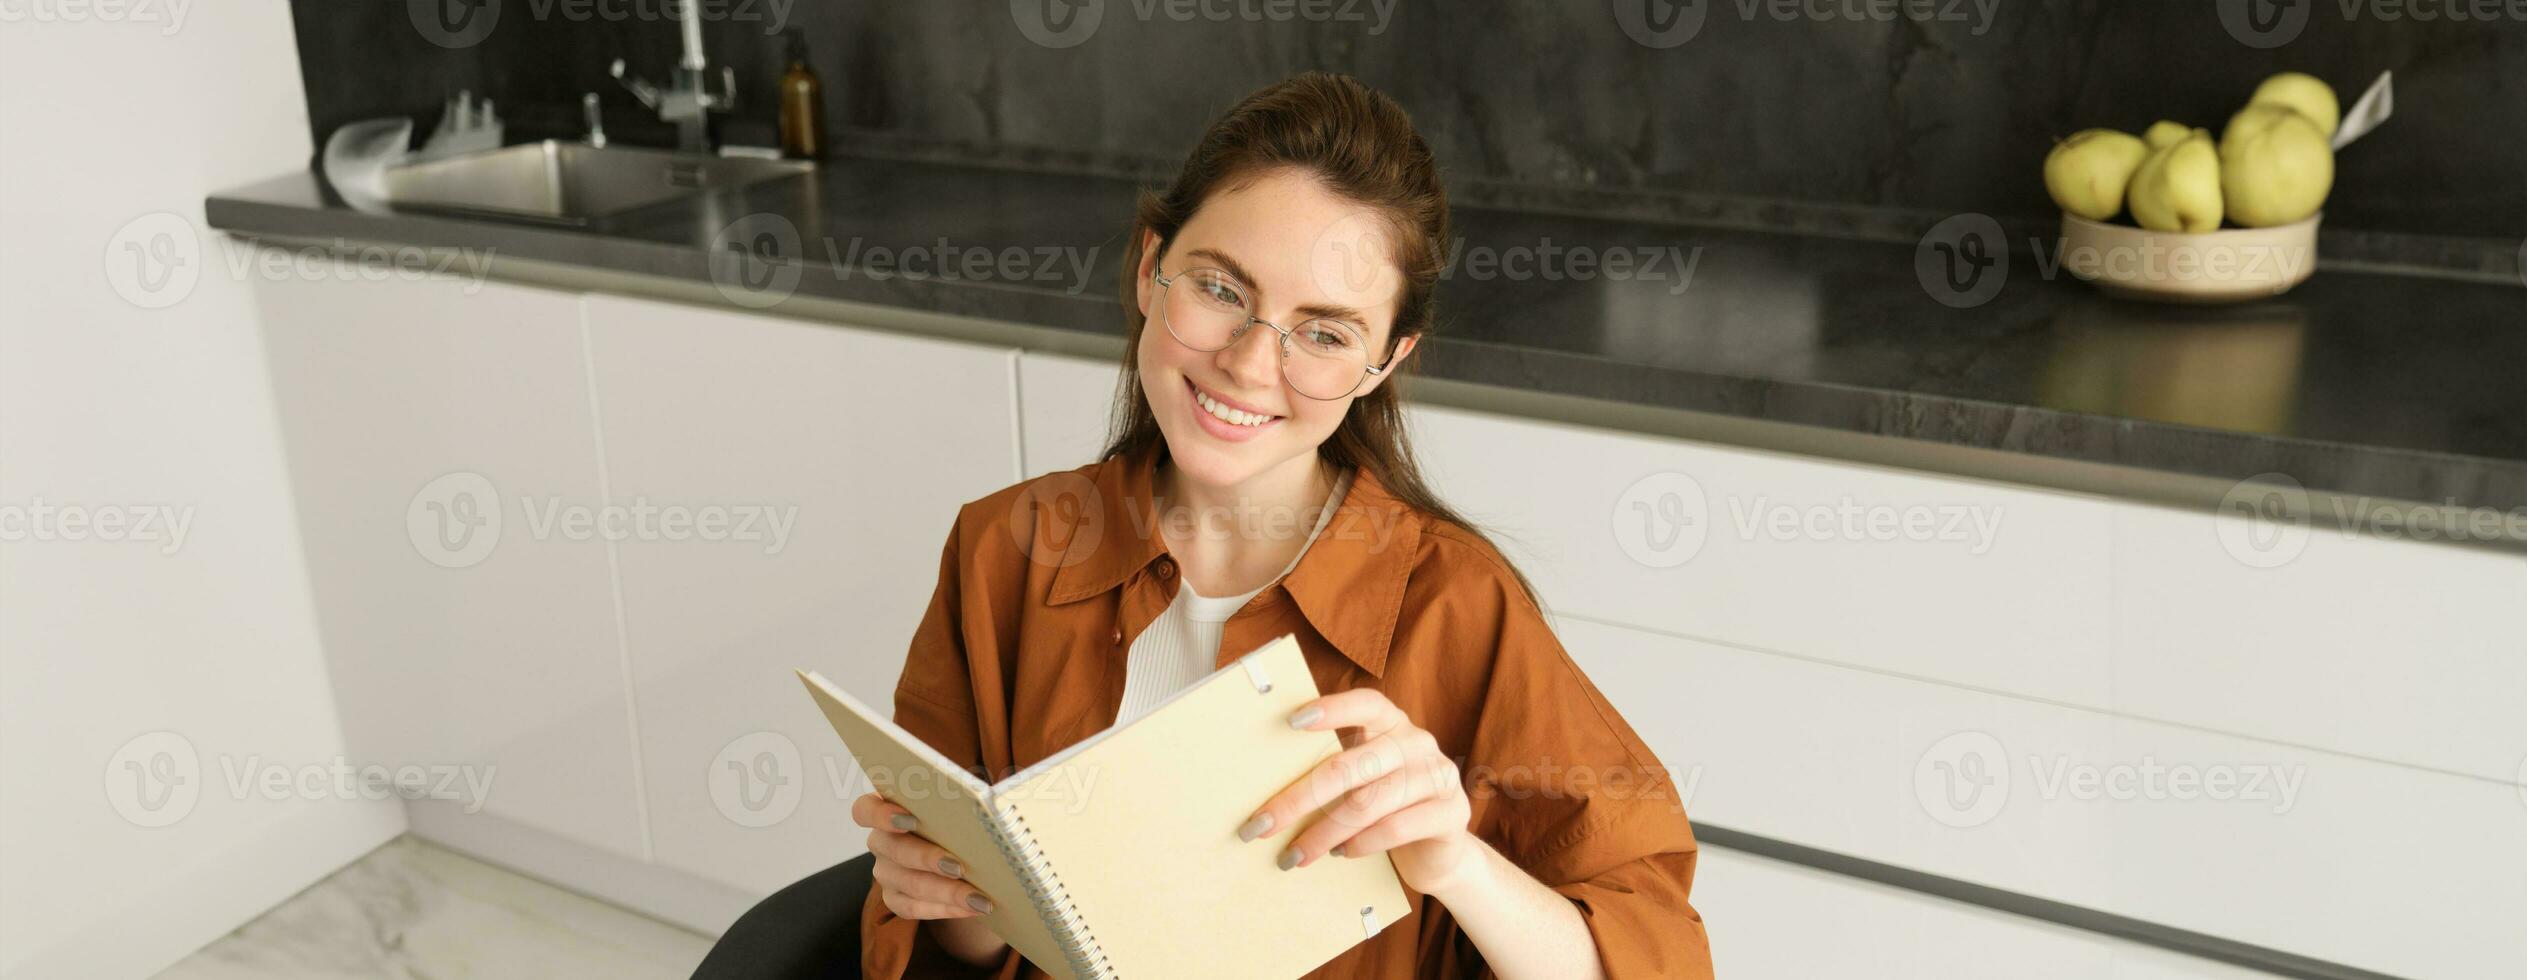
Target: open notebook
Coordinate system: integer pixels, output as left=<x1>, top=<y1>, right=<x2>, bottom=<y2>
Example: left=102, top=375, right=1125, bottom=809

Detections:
left=796, top=634, right=1410, bottom=980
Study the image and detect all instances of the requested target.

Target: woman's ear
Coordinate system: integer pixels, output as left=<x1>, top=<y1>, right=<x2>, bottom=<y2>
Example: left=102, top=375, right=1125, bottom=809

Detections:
left=1358, top=334, right=1417, bottom=396
left=1133, top=229, right=1163, bottom=320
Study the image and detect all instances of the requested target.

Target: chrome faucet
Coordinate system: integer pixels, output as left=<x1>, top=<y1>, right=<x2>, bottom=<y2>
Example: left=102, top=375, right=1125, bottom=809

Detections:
left=609, top=2, right=737, bottom=153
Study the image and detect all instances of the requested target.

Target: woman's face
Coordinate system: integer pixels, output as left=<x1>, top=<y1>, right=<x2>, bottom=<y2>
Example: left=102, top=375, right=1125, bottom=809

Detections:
left=1132, top=169, right=1418, bottom=492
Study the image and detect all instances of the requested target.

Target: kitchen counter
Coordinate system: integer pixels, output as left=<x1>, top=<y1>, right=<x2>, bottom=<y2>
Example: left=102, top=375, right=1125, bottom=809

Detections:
left=206, top=153, right=2527, bottom=521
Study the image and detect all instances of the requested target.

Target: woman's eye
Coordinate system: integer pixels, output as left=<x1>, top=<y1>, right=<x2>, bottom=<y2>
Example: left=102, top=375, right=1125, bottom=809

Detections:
left=1196, top=277, right=1243, bottom=308
left=1304, top=324, right=1360, bottom=351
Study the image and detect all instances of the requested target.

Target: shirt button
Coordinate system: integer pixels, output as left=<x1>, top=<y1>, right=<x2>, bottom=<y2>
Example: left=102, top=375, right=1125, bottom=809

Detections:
left=1154, top=557, right=1175, bottom=578
left=1110, top=627, right=1123, bottom=644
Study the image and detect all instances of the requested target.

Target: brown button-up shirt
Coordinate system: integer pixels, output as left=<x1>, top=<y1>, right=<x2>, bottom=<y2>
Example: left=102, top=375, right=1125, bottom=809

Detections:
left=862, top=447, right=1713, bottom=979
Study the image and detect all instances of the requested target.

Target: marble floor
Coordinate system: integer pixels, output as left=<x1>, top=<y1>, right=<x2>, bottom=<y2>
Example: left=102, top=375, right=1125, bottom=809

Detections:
left=152, top=835, right=714, bottom=980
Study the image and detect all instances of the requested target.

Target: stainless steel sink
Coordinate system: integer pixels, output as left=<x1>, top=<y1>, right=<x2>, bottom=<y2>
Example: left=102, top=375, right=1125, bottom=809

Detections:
left=382, top=140, right=811, bottom=224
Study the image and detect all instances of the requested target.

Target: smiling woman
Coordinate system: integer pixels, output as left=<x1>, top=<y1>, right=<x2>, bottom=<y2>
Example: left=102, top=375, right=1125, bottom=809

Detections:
left=850, top=72, right=1716, bottom=980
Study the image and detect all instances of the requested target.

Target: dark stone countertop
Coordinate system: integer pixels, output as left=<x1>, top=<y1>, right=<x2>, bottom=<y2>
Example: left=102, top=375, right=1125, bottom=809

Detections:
left=206, top=153, right=2527, bottom=516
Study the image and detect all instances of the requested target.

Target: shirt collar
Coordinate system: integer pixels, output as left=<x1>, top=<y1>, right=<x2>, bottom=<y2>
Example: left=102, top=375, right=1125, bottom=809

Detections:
left=1045, top=447, right=1420, bottom=677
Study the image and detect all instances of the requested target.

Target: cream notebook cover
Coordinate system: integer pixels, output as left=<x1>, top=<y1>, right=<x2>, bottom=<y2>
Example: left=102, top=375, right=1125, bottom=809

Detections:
left=797, top=634, right=1410, bottom=980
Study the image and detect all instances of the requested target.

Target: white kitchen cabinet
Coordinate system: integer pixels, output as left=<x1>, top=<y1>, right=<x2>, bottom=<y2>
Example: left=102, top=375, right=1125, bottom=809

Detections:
left=580, top=294, right=1025, bottom=896
left=1017, top=352, right=1126, bottom=477
left=1556, top=614, right=2526, bottom=979
left=2106, top=500, right=2527, bottom=783
left=1693, top=848, right=2277, bottom=980
left=1406, top=402, right=2119, bottom=709
left=253, top=268, right=647, bottom=861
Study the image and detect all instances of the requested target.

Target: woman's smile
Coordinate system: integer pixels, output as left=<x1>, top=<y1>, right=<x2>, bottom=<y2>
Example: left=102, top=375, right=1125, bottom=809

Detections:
left=1183, top=375, right=1284, bottom=442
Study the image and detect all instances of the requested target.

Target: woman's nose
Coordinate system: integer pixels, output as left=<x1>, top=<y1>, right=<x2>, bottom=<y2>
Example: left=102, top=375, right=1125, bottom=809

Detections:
left=1215, top=319, right=1284, bottom=391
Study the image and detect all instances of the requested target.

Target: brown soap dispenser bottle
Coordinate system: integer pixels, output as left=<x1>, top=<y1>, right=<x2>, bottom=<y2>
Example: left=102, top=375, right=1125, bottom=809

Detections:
left=778, top=30, right=825, bottom=160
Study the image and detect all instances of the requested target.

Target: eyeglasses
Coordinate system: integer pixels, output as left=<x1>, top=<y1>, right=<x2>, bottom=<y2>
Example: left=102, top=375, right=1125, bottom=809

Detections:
left=1152, top=264, right=1394, bottom=400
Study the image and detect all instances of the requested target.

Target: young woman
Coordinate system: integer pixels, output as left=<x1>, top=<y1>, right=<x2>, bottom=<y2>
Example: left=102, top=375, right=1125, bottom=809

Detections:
left=848, top=73, right=1713, bottom=979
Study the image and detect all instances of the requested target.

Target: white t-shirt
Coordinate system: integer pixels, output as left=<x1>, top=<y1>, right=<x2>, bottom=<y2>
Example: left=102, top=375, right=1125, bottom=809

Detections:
left=1111, top=469, right=1354, bottom=727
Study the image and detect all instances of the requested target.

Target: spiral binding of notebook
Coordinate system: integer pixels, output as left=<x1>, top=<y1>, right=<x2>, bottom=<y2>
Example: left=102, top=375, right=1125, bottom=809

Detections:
left=981, top=798, right=1117, bottom=979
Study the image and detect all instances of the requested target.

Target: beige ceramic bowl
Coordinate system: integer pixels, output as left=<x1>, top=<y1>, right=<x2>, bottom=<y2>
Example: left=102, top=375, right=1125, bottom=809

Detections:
left=2057, top=213, right=2320, bottom=303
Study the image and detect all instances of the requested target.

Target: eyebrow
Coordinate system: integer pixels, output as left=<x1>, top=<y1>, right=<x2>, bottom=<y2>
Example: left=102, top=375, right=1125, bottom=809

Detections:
left=1186, top=246, right=1374, bottom=329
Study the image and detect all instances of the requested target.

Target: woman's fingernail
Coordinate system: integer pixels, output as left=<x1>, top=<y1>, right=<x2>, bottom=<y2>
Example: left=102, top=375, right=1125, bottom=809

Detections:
left=938, top=856, right=963, bottom=878
left=1288, top=706, right=1323, bottom=729
left=966, top=894, right=994, bottom=914
left=1238, top=812, right=1274, bottom=842
left=1278, top=846, right=1302, bottom=871
left=889, top=814, right=919, bottom=831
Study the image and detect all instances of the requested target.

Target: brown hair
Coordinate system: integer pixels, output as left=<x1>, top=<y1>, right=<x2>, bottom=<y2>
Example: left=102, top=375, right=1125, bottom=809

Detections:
left=1099, top=71, right=1540, bottom=604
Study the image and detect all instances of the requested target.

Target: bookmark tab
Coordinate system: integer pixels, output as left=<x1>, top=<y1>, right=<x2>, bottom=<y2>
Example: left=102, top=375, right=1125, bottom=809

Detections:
left=1242, top=657, right=1273, bottom=693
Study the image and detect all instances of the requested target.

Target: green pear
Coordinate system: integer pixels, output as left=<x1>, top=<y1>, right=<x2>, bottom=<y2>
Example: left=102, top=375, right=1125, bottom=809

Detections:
left=2247, top=72, right=2340, bottom=139
left=2045, top=129, right=2151, bottom=221
left=2221, top=104, right=2334, bottom=227
left=2127, top=131, right=2224, bottom=233
left=2143, top=120, right=2192, bottom=150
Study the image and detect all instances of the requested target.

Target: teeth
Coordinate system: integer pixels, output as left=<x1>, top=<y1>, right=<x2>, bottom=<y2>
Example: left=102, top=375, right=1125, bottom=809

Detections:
left=1194, top=387, right=1271, bottom=427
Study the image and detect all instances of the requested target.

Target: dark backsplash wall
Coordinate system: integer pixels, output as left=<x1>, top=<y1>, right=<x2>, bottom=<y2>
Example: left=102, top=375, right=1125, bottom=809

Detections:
left=294, top=1, right=2524, bottom=239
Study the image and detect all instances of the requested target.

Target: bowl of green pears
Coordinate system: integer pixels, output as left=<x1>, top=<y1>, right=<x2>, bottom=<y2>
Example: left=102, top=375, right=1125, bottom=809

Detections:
left=2044, top=73, right=2342, bottom=304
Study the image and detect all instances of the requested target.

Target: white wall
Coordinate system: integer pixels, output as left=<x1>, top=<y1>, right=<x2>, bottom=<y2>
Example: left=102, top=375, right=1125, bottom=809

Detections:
left=0, top=6, right=406, bottom=978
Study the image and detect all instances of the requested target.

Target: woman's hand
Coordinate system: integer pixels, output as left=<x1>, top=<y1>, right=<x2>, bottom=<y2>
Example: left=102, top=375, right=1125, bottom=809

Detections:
left=849, top=793, right=1008, bottom=966
left=1241, top=688, right=1483, bottom=897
